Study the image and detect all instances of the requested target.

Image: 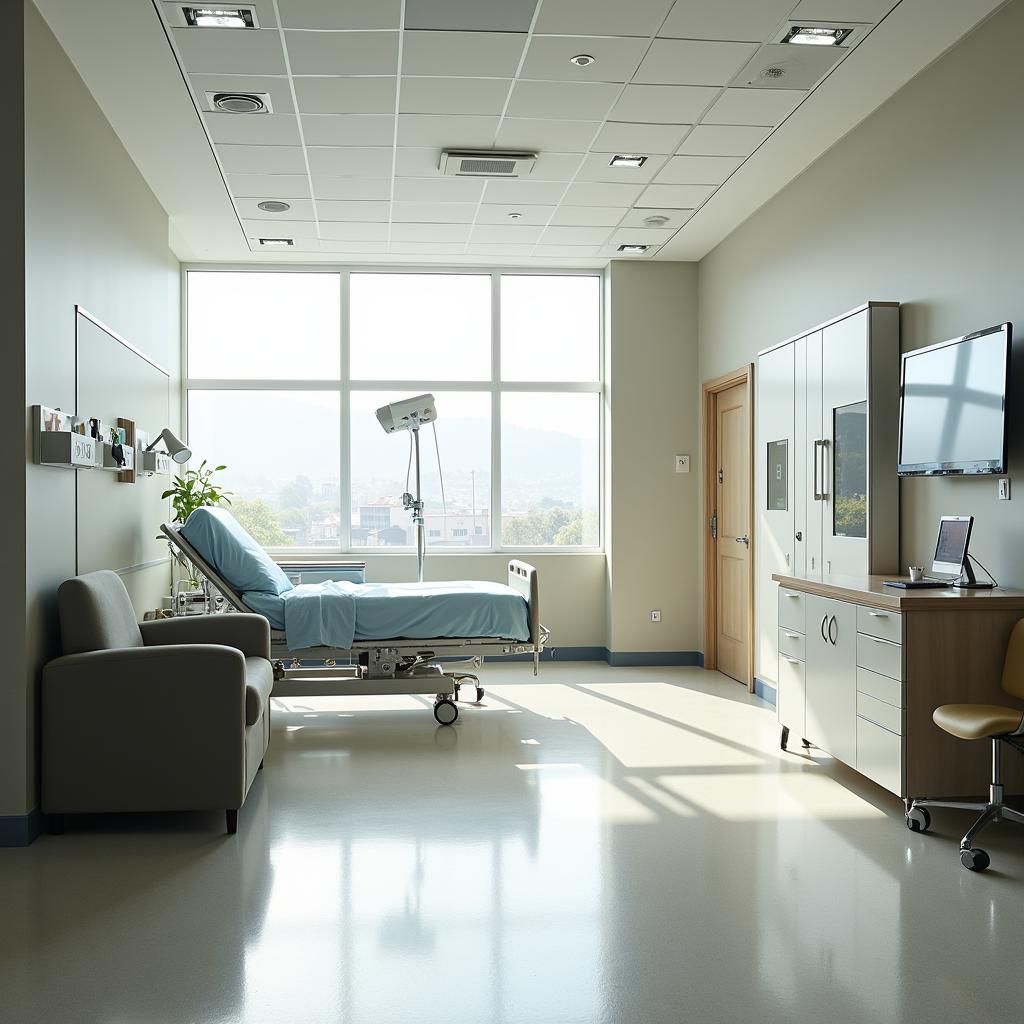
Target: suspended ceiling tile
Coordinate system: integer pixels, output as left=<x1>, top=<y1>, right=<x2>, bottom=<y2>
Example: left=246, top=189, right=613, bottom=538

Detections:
left=389, top=241, right=472, bottom=255
left=533, top=244, right=603, bottom=257
left=575, top=152, right=667, bottom=184
left=405, top=0, right=539, bottom=32
left=277, top=0, right=402, bottom=30
left=791, top=0, right=894, bottom=20
left=548, top=205, right=627, bottom=227
left=466, top=242, right=538, bottom=255
left=733, top=44, right=844, bottom=90
left=477, top=204, right=554, bottom=225
left=229, top=173, right=311, bottom=198
left=318, top=240, right=391, bottom=253
left=402, top=31, right=527, bottom=78
left=190, top=74, right=295, bottom=114
left=203, top=112, right=301, bottom=146
left=312, top=178, right=393, bottom=200
left=505, top=80, right=620, bottom=121
left=241, top=217, right=316, bottom=235
left=660, top=0, right=798, bottom=43
left=294, top=76, right=397, bottom=114
left=703, top=87, right=805, bottom=125
left=560, top=180, right=645, bottom=206
left=534, top=0, right=674, bottom=37
left=540, top=225, right=613, bottom=245
left=470, top=224, right=544, bottom=243
left=530, top=153, right=586, bottom=181
left=315, top=199, right=391, bottom=220
left=675, top=123, right=771, bottom=156
left=655, top=154, right=744, bottom=185
left=592, top=121, right=689, bottom=155
left=609, top=84, right=718, bottom=124
left=481, top=179, right=568, bottom=205
left=392, top=176, right=485, bottom=202
left=300, top=114, right=396, bottom=147
left=307, top=147, right=394, bottom=177
left=634, top=38, right=757, bottom=86
left=638, top=182, right=716, bottom=207
left=397, top=114, right=500, bottom=148
left=218, top=144, right=307, bottom=173
left=606, top=226, right=675, bottom=247
left=399, top=77, right=511, bottom=115
left=393, top=147, right=444, bottom=177
left=495, top=118, right=599, bottom=153
left=235, top=197, right=316, bottom=220
left=391, top=201, right=479, bottom=223
left=283, top=30, right=399, bottom=76
left=317, top=222, right=390, bottom=241
left=519, top=35, right=647, bottom=84
left=171, top=27, right=286, bottom=75
left=390, top=222, right=472, bottom=242
left=618, top=207, right=693, bottom=228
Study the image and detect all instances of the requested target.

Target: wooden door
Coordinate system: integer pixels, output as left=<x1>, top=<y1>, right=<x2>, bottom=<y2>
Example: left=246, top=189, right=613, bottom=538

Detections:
left=715, top=382, right=751, bottom=684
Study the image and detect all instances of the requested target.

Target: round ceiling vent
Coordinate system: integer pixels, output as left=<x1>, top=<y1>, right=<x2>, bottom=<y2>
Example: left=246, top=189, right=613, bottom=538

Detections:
left=257, top=200, right=291, bottom=213
left=759, top=65, right=787, bottom=81
left=643, top=214, right=670, bottom=227
left=569, top=54, right=596, bottom=67
left=213, top=92, right=266, bottom=114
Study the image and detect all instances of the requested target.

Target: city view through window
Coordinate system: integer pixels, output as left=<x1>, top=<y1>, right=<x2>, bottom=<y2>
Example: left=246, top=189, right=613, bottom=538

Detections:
left=186, top=271, right=601, bottom=550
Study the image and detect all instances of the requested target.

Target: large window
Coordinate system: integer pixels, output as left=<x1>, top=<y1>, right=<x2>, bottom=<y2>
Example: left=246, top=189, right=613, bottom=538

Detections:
left=185, top=269, right=602, bottom=551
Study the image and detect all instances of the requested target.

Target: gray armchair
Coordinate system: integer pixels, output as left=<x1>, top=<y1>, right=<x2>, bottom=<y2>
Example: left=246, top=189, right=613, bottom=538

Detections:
left=42, top=570, right=272, bottom=834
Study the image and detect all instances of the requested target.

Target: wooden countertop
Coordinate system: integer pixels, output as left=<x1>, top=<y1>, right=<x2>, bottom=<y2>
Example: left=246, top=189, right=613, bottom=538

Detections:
left=771, top=572, right=1024, bottom=611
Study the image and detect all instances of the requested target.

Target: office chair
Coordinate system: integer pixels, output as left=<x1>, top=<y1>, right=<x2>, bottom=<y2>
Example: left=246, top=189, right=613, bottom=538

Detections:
left=905, top=618, right=1024, bottom=871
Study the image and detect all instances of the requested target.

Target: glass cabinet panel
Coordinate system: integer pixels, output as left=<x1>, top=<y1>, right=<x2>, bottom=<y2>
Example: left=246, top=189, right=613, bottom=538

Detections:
left=833, top=401, right=867, bottom=538
left=767, top=440, right=788, bottom=510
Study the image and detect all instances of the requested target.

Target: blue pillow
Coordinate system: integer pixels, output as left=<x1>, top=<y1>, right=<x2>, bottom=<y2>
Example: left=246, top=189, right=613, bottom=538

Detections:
left=180, top=506, right=293, bottom=597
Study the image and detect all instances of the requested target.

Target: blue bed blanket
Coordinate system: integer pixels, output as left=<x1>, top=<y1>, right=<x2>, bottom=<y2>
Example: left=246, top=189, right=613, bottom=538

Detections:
left=248, top=579, right=531, bottom=650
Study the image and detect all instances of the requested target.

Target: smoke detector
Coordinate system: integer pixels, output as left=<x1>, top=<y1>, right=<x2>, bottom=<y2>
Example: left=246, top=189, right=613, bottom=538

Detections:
left=257, top=200, right=291, bottom=213
left=206, top=91, right=273, bottom=114
left=760, top=65, right=787, bottom=81
left=440, top=150, right=536, bottom=177
left=642, top=214, right=670, bottom=227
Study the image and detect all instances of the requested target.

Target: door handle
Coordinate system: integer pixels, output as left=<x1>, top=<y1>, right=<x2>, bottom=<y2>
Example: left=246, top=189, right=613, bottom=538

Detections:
left=795, top=531, right=803, bottom=541
left=819, top=439, right=830, bottom=500
left=828, top=615, right=838, bottom=645
left=812, top=440, right=822, bottom=500
left=821, top=614, right=828, bottom=642
left=735, top=535, right=749, bottom=546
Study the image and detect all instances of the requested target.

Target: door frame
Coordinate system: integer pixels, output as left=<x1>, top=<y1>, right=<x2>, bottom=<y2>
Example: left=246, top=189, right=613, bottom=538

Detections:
left=702, top=365, right=755, bottom=690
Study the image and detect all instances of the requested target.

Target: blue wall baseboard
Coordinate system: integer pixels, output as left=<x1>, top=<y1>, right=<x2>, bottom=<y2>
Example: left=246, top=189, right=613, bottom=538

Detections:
left=496, top=647, right=704, bottom=667
left=0, top=808, right=42, bottom=848
left=754, top=676, right=778, bottom=706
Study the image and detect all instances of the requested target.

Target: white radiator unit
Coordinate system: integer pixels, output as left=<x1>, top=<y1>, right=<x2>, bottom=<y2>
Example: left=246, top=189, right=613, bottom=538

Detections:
left=439, top=150, right=536, bottom=177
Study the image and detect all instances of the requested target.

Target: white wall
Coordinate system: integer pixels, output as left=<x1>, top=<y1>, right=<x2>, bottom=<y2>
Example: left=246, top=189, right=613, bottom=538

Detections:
left=2, top=1, right=180, bottom=822
left=699, top=0, right=1024, bottom=589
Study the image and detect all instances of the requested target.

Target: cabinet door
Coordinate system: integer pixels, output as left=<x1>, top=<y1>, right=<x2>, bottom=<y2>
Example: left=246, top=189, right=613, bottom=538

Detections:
left=805, top=595, right=857, bottom=765
left=821, top=312, right=868, bottom=576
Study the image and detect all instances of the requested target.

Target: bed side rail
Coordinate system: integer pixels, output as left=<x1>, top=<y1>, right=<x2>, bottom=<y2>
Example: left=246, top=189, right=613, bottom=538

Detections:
left=160, top=522, right=249, bottom=613
left=507, top=560, right=541, bottom=648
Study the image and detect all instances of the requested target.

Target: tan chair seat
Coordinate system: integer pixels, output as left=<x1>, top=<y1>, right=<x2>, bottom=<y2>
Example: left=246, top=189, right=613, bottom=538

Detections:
left=933, top=703, right=1024, bottom=741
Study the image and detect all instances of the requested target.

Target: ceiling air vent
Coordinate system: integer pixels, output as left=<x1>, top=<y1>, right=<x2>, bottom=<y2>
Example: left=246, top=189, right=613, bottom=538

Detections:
left=440, top=150, right=536, bottom=178
left=206, top=91, right=272, bottom=114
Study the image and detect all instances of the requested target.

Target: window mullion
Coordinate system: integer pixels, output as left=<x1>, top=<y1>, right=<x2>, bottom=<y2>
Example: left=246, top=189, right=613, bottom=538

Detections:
left=340, top=270, right=351, bottom=554
left=491, top=272, right=501, bottom=552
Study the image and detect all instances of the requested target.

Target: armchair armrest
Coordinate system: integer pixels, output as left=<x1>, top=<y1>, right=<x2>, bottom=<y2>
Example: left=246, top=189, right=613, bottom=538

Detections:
left=140, top=613, right=271, bottom=660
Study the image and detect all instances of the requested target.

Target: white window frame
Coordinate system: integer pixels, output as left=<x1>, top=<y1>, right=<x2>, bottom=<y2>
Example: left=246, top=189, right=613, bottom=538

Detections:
left=182, top=264, right=604, bottom=556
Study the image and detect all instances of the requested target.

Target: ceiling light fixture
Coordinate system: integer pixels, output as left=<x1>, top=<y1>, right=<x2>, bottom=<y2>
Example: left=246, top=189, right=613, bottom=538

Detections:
left=257, top=200, right=291, bottom=213
left=569, top=54, right=596, bottom=67
left=642, top=214, right=669, bottom=227
left=182, top=6, right=258, bottom=29
left=258, top=238, right=293, bottom=247
left=782, top=25, right=851, bottom=46
left=209, top=91, right=272, bottom=114
left=507, top=212, right=523, bottom=220
left=609, top=154, right=648, bottom=169
left=617, top=244, right=649, bottom=254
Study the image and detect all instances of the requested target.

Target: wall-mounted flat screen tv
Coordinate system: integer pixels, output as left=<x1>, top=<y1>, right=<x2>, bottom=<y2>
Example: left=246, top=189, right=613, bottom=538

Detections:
left=898, top=323, right=1011, bottom=476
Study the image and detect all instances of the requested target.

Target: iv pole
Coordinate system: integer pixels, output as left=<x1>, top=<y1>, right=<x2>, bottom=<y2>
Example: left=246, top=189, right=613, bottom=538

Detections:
left=402, top=421, right=426, bottom=583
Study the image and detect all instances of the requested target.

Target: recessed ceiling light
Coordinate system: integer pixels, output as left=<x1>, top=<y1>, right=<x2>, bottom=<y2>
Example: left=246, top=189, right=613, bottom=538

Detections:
left=617, top=244, right=649, bottom=254
left=182, top=6, right=258, bottom=29
left=783, top=25, right=851, bottom=46
left=209, top=91, right=272, bottom=114
left=569, top=54, right=596, bottom=67
left=609, top=154, right=648, bottom=169
left=257, top=200, right=291, bottom=213
left=507, top=212, right=524, bottom=220
left=642, top=214, right=669, bottom=227
left=258, top=238, right=293, bottom=247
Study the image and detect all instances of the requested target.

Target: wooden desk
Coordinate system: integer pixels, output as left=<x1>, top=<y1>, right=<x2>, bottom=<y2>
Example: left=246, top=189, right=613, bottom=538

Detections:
left=772, top=573, right=1024, bottom=799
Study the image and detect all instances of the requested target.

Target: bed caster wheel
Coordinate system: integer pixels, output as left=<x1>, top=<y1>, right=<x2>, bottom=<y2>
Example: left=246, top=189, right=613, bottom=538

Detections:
left=433, top=698, right=458, bottom=726
left=960, top=847, right=990, bottom=872
left=780, top=726, right=789, bottom=751
left=475, top=686, right=485, bottom=703
left=905, top=807, right=931, bottom=833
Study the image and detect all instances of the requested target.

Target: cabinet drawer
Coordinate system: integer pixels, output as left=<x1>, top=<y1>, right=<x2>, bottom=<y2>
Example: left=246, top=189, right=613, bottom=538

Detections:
left=857, top=692, right=903, bottom=735
left=856, top=605, right=902, bottom=644
left=778, top=588, right=806, bottom=632
left=778, top=654, right=805, bottom=736
left=778, top=627, right=805, bottom=662
left=857, top=716, right=903, bottom=796
left=856, top=667, right=904, bottom=709
left=856, top=633, right=903, bottom=681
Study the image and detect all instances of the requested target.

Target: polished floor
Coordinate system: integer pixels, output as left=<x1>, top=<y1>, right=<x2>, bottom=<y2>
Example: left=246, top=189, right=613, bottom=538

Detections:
left=2, top=663, right=1023, bottom=1023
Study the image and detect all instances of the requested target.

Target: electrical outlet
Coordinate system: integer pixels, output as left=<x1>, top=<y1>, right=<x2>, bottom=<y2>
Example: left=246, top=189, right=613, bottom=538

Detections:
left=675, top=454, right=690, bottom=474
left=650, top=610, right=661, bottom=622
left=998, top=478, right=1011, bottom=500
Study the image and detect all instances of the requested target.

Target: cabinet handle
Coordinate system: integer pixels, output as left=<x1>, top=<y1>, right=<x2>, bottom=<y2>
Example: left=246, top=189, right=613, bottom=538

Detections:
left=821, top=614, right=828, bottom=642
left=784, top=592, right=800, bottom=598
left=783, top=656, right=801, bottom=664
left=868, top=611, right=888, bottom=618
left=812, top=440, right=822, bottom=500
left=783, top=632, right=800, bottom=639
left=828, top=615, right=838, bottom=645
left=819, top=439, right=830, bottom=500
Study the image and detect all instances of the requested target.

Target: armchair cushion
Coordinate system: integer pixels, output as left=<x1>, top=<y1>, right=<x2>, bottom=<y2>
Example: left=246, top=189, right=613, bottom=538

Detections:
left=245, top=657, right=274, bottom=727
left=58, top=571, right=144, bottom=655
left=140, top=613, right=271, bottom=661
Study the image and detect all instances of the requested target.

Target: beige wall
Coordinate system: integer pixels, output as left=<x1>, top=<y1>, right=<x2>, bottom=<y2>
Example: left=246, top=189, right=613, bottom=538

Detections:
left=2, top=2, right=180, bottom=821
left=698, top=1, right=1024, bottom=587
left=608, top=262, right=701, bottom=653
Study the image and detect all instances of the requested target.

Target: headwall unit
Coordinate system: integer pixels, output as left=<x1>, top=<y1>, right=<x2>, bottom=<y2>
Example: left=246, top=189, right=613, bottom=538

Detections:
left=756, top=303, right=900, bottom=690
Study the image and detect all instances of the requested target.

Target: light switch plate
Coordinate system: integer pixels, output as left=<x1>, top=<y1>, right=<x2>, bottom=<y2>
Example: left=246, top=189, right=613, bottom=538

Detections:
left=650, top=610, right=661, bottom=622
left=998, top=477, right=1010, bottom=500
left=675, top=454, right=690, bottom=474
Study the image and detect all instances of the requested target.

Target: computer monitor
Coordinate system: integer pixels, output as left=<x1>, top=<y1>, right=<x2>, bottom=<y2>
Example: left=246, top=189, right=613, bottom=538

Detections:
left=931, top=516, right=972, bottom=580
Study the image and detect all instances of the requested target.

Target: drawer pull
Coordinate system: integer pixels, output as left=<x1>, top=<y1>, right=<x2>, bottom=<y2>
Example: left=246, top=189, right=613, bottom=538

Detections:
left=783, top=632, right=800, bottom=639
left=868, top=611, right=888, bottom=618
left=857, top=714, right=900, bottom=737
left=866, top=636, right=894, bottom=645
left=783, top=657, right=801, bottom=664
left=784, top=592, right=800, bottom=598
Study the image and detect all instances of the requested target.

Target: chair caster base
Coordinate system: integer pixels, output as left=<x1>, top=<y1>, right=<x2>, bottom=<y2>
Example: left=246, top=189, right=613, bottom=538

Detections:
left=960, top=847, right=990, bottom=872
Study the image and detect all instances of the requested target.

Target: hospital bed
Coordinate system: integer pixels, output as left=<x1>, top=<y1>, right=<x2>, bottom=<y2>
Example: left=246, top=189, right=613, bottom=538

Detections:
left=161, top=518, right=547, bottom=725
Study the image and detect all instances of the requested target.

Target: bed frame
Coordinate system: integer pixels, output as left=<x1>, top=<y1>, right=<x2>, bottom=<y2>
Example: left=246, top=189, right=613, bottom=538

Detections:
left=161, top=523, right=546, bottom=724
